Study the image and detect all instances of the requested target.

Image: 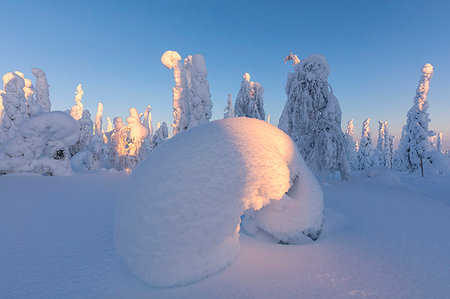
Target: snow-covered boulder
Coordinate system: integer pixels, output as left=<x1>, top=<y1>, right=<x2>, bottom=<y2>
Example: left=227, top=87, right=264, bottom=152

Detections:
left=114, top=117, right=323, bottom=287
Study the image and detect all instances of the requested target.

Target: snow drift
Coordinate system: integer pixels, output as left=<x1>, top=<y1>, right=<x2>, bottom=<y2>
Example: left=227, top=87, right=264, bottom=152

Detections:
left=114, top=118, right=323, bottom=287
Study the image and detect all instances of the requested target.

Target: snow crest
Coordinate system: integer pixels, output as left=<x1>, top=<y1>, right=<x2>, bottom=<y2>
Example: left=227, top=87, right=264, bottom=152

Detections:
left=114, top=118, right=323, bottom=287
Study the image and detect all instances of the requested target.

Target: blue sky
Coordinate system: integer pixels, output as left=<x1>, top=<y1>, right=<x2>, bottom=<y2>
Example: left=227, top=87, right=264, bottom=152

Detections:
left=1, top=0, right=449, bottom=147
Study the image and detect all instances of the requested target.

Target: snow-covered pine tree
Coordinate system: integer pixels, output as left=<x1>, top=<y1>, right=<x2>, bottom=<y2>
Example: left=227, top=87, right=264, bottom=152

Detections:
left=376, top=121, right=386, bottom=166
left=278, top=54, right=349, bottom=180
left=70, top=84, right=84, bottom=121
left=224, top=94, right=234, bottom=119
left=31, top=68, right=51, bottom=113
left=13, top=71, right=35, bottom=117
left=234, top=73, right=265, bottom=120
left=69, top=109, right=93, bottom=156
left=345, top=119, right=358, bottom=170
left=94, top=102, right=103, bottom=137
left=437, top=132, right=443, bottom=153
left=184, top=54, right=213, bottom=127
left=397, top=63, right=433, bottom=175
left=106, top=117, right=113, bottom=132
left=161, top=51, right=190, bottom=135
left=0, top=72, right=29, bottom=141
left=151, top=121, right=169, bottom=151
left=357, top=118, right=374, bottom=170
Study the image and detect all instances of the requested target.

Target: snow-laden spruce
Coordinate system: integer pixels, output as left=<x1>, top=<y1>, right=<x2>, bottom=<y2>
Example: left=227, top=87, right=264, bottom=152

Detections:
left=279, top=54, right=349, bottom=180
left=31, top=68, right=51, bottom=113
left=161, top=50, right=212, bottom=135
left=375, top=121, right=394, bottom=168
left=114, top=118, right=323, bottom=287
left=234, top=73, right=265, bottom=120
left=397, top=63, right=433, bottom=173
left=224, top=94, right=234, bottom=118
left=358, top=118, right=374, bottom=170
left=345, top=119, right=358, bottom=170
left=0, top=111, right=79, bottom=175
left=150, top=121, right=168, bottom=151
left=70, top=84, right=84, bottom=121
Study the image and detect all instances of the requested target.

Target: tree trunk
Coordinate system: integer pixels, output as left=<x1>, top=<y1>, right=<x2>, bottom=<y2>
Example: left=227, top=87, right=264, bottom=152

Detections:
left=420, top=155, right=424, bottom=177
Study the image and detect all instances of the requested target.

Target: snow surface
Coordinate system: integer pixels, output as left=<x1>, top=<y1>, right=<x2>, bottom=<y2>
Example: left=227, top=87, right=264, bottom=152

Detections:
left=114, top=118, right=323, bottom=287
left=1, top=170, right=449, bottom=298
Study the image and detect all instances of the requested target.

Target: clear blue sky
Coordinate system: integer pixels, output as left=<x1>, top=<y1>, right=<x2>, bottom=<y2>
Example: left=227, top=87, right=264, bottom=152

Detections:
left=1, top=0, right=449, bottom=148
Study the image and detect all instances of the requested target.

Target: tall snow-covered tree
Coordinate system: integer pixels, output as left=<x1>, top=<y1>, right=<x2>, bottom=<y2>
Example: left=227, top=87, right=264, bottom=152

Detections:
left=70, top=84, right=84, bottom=121
left=437, top=132, right=443, bottom=153
left=151, top=121, right=169, bottom=151
left=184, top=54, right=213, bottom=126
left=143, top=105, right=153, bottom=138
left=357, top=118, right=374, bottom=170
left=234, top=73, right=265, bottom=120
left=345, top=119, right=358, bottom=170
left=106, top=117, right=113, bottom=132
left=397, top=63, right=433, bottom=174
left=375, top=121, right=394, bottom=168
left=278, top=54, right=349, bottom=180
left=0, top=72, right=29, bottom=141
left=31, top=68, right=51, bottom=113
left=161, top=50, right=212, bottom=135
left=69, top=109, right=93, bottom=156
left=224, top=94, right=234, bottom=119
left=94, top=102, right=103, bottom=137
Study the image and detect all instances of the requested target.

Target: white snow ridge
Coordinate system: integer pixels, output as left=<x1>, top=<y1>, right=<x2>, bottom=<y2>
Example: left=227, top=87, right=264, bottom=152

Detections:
left=114, top=117, right=323, bottom=287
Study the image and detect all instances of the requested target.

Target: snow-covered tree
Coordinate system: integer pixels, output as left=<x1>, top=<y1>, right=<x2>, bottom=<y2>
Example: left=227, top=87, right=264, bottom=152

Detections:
left=94, top=102, right=103, bottom=137
left=375, top=121, right=394, bottom=169
left=151, top=121, right=169, bottom=151
left=14, top=72, right=35, bottom=114
left=234, top=73, right=265, bottom=120
left=278, top=54, right=349, bottom=180
left=0, top=111, right=79, bottom=175
left=397, top=63, right=433, bottom=174
left=106, top=117, right=113, bottom=132
left=345, top=119, right=358, bottom=170
left=161, top=51, right=212, bottom=135
left=161, top=51, right=190, bottom=135
left=284, top=52, right=300, bottom=65
left=70, top=84, right=84, bottom=121
left=184, top=54, right=213, bottom=126
left=1, top=72, right=29, bottom=141
left=143, top=105, right=153, bottom=138
left=31, top=68, right=51, bottom=113
left=357, top=118, right=374, bottom=170
left=69, top=109, right=93, bottom=156
left=437, top=132, right=443, bottom=153
left=224, top=94, right=234, bottom=119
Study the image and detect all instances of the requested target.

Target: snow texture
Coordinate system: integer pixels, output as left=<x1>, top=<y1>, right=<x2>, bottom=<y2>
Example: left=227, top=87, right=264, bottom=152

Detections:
left=234, top=73, right=265, bottom=120
left=279, top=54, right=349, bottom=180
left=114, top=118, right=323, bottom=287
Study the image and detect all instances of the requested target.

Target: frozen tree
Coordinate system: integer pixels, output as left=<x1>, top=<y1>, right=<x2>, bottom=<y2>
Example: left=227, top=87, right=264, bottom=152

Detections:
left=267, top=114, right=271, bottom=123
left=0, top=91, right=4, bottom=133
left=284, top=52, right=300, bottom=65
left=161, top=50, right=190, bottom=135
left=376, top=121, right=387, bottom=166
left=31, top=68, right=51, bottom=113
left=345, top=119, right=358, bottom=170
left=69, top=109, right=93, bottom=156
left=437, top=132, right=443, bottom=153
left=70, top=84, right=84, bottom=121
left=0, top=111, right=79, bottom=175
left=224, top=94, right=234, bottom=119
left=14, top=72, right=35, bottom=111
left=151, top=121, right=169, bottom=151
left=161, top=50, right=212, bottom=135
left=184, top=54, right=213, bottom=126
left=106, top=117, right=113, bottom=132
left=234, top=73, right=265, bottom=120
left=397, top=63, right=433, bottom=175
left=94, top=102, right=103, bottom=136
left=357, top=118, right=374, bottom=170
left=1, top=72, right=29, bottom=140
left=143, top=105, right=153, bottom=137
left=278, top=54, right=350, bottom=180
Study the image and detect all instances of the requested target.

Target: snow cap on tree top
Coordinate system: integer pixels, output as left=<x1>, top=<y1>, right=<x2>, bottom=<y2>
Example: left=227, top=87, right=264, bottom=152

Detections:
left=243, top=73, right=250, bottom=82
left=191, top=54, right=208, bottom=75
left=3, top=72, right=25, bottom=93
left=161, top=50, right=182, bottom=69
left=298, top=54, right=330, bottom=82
left=31, top=68, right=46, bottom=77
left=422, top=63, right=433, bottom=76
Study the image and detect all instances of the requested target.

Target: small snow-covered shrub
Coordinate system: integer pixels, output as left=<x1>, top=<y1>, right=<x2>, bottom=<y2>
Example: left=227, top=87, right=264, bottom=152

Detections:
left=114, top=118, right=323, bottom=287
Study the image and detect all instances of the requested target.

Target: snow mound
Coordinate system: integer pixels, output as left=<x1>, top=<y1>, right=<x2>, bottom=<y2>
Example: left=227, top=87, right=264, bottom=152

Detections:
left=114, top=118, right=323, bottom=287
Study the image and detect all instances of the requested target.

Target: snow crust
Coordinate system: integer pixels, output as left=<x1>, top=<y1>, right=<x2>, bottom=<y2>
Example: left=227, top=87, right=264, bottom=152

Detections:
left=114, top=118, right=323, bottom=287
